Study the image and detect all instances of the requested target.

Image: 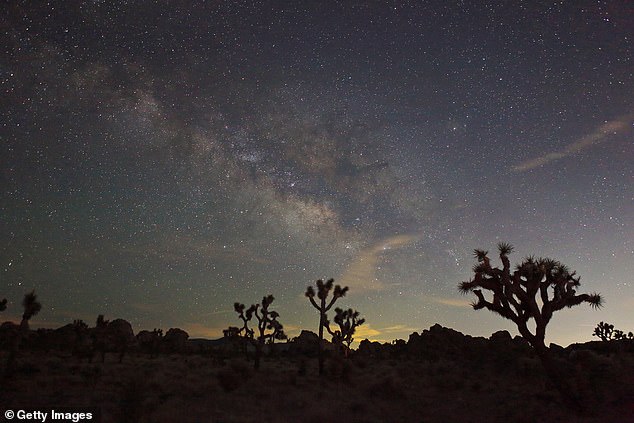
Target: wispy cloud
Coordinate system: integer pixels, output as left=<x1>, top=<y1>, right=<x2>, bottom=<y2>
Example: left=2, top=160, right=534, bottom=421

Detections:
left=198, top=309, right=234, bottom=318
left=431, top=297, right=472, bottom=308
left=512, top=112, right=633, bottom=172
left=338, top=234, right=420, bottom=292
left=379, top=324, right=419, bottom=333
left=353, top=324, right=382, bottom=339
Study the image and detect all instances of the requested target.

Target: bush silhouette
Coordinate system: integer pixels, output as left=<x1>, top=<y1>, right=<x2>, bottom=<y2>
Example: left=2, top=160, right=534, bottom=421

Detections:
left=93, top=315, right=134, bottom=363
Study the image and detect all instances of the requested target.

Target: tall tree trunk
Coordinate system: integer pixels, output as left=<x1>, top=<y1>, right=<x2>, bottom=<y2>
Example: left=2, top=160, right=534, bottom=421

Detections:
left=318, top=309, right=325, bottom=376
left=254, top=342, right=262, bottom=370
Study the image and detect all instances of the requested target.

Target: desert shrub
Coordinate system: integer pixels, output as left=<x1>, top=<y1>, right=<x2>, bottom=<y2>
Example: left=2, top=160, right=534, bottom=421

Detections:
left=365, top=375, right=405, bottom=400
left=341, top=360, right=353, bottom=383
left=45, top=355, right=65, bottom=374
left=348, top=400, right=366, bottom=414
left=570, top=349, right=621, bottom=404
left=327, top=355, right=344, bottom=378
left=217, top=368, right=241, bottom=392
left=217, top=360, right=252, bottom=393
left=229, top=359, right=252, bottom=377
left=433, top=371, right=465, bottom=391
left=80, top=365, right=101, bottom=386
left=353, top=357, right=369, bottom=369
left=17, top=361, right=40, bottom=375
left=119, top=374, right=147, bottom=423
left=297, top=358, right=307, bottom=376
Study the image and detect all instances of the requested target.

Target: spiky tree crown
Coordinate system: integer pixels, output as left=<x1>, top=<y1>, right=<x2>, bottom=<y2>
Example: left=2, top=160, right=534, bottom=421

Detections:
left=305, top=286, right=316, bottom=298
left=73, top=319, right=88, bottom=330
left=306, top=279, right=349, bottom=314
left=593, top=321, right=615, bottom=341
left=22, top=290, right=41, bottom=321
left=96, top=314, right=109, bottom=328
left=326, top=307, right=365, bottom=350
left=318, top=278, right=333, bottom=300
left=473, top=249, right=489, bottom=262
left=231, top=294, right=285, bottom=343
left=458, top=243, right=602, bottom=348
left=262, top=294, right=274, bottom=308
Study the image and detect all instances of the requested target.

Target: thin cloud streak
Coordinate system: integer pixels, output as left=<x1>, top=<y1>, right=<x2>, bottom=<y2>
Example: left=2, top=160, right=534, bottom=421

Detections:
left=432, top=297, right=472, bottom=308
left=512, top=112, right=633, bottom=172
left=338, top=234, right=420, bottom=292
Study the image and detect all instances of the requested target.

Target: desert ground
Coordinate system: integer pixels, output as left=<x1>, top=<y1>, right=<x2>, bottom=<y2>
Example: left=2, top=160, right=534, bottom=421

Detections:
left=1, top=328, right=633, bottom=423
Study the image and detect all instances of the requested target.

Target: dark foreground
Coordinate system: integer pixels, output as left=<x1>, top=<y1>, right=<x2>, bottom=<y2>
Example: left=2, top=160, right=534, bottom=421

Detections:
left=1, top=346, right=633, bottom=423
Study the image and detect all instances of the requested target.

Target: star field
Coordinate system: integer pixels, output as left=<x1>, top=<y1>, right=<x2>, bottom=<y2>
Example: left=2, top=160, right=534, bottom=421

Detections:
left=1, top=1, right=632, bottom=345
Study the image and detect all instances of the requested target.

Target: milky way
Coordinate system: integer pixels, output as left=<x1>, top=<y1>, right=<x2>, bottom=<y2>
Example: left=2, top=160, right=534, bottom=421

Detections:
left=1, top=2, right=632, bottom=345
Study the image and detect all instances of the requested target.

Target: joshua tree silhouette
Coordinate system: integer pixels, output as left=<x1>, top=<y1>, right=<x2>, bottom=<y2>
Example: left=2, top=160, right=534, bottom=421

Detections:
left=5, top=291, right=42, bottom=376
left=306, top=278, right=348, bottom=375
left=593, top=321, right=616, bottom=341
left=232, top=295, right=286, bottom=370
left=21, top=290, right=42, bottom=326
left=325, top=307, right=365, bottom=358
left=0, top=298, right=6, bottom=312
left=458, top=243, right=602, bottom=408
left=593, top=321, right=633, bottom=341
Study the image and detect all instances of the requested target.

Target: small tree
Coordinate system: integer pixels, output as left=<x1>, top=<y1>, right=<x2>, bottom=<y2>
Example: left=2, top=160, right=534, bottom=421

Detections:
left=93, top=314, right=110, bottom=363
left=6, top=291, right=42, bottom=375
left=21, top=290, right=42, bottom=329
left=0, top=298, right=6, bottom=312
left=232, top=295, right=286, bottom=370
left=306, top=278, right=348, bottom=375
left=458, top=243, right=601, bottom=408
left=593, top=322, right=633, bottom=341
left=325, top=307, right=365, bottom=358
left=593, top=321, right=615, bottom=341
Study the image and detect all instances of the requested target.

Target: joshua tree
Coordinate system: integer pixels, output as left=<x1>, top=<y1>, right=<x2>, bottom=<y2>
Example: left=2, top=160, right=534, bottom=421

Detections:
left=0, top=298, right=6, bottom=312
left=458, top=243, right=602, bottom=408
left=306, top=278, right=348, bottom=375
left=325, top=307, right=365, bottom=358
left=232, top=295, right=286, bottom=370
left=593, top=321, right=615, bottom=341
left=5, top=291, right=42, bottom=376
left=593, top=321, right=633, bottom=341
left=21, top=290, right=42, bottom=328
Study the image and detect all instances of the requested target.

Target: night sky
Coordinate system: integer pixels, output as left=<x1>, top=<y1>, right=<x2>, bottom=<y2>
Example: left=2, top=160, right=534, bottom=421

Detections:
left=1, top=1, right=632, bottom=346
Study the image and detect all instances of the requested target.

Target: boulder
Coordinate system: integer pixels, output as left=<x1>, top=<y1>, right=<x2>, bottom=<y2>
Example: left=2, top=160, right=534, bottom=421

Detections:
left=164, top=328, right=189, bottom=353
